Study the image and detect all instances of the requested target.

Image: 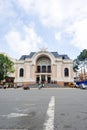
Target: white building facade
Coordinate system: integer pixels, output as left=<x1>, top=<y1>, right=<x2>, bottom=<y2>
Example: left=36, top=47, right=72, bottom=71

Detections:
left=14, top=50, right=74, bottom=86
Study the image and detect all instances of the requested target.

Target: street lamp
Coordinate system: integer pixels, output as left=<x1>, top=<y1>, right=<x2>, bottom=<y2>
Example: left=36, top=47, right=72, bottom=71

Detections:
left=84, top=58, right=87, bottom=80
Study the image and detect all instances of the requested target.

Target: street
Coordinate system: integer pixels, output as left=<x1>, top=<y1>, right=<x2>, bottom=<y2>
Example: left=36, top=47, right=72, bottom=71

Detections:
left=0, top=88, right=87, bottom=130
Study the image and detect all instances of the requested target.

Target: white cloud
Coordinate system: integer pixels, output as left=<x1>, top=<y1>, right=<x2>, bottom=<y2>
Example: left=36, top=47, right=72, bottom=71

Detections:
left=17, top=0, right=63, bottom=27
left=0, top=0, right=16, bottom=24
left=17, top=0, right=34, bottom=13
left=55, top=32, right=62, bottom=41
left=17, top=0, right=87, bottom=27
left=1, top=0, right=87, bottom=58
left=5, top=24, right=47, bottom=56
left=66, top=19, right=87, bottom=49
left=16, top=0, right=87, bottom=51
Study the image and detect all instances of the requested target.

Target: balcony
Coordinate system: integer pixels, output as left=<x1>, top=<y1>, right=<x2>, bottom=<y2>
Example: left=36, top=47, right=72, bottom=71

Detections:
left=36, top=65, right=51, bottom=73
left=35, top=70, right=51, bottom=73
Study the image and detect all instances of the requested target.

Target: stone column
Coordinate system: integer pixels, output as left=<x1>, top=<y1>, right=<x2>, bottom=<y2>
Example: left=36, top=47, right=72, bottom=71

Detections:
left=45, top=75, right=47, bottom=83
left=40, top=75, right=41, bottom=83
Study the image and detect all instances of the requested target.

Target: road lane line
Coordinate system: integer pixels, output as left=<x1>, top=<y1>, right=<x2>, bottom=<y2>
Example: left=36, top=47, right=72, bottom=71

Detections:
left=0, top=129, right=28, bottom=130
left=43, top=96, right=55, bottom=130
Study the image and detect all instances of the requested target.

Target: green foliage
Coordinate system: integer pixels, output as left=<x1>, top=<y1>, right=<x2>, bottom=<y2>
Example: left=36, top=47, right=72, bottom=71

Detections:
left=77, top=49, right=87, bottom=61
left=0, top=54, right=14, bottom=81
left=73, top=49, right=87, bottom=72
left=73, top=59, right=79, bottom=72
left=73, top=64, right=79, bottom=72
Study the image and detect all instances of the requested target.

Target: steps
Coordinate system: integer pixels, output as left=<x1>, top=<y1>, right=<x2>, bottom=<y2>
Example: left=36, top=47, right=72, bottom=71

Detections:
left=29, top=83, right=64, bottom=88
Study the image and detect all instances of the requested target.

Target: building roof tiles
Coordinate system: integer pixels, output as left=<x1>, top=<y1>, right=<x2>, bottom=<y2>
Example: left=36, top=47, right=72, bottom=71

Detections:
left=19, top=51, right=70, bottom=60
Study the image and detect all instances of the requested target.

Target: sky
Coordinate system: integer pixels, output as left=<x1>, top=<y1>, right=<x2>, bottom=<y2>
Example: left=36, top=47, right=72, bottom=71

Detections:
left=0, top=0, right=87, bottom=60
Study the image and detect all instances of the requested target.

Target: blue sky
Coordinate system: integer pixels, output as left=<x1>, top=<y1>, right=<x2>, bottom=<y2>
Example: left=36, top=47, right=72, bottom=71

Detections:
left=0, top=0, right=87, bottom=60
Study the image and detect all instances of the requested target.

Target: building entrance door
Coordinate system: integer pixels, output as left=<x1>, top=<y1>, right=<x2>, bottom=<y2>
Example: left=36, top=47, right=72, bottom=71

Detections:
left=36, top=76, right=40, bottom=83
left=41, top=75, right=45, bottom=83
left=36, top=75, right=51, bottom=83
left=47, top=76, right=51, bottom=83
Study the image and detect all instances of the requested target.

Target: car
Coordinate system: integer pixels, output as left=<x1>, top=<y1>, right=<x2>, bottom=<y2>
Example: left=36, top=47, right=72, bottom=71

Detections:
left=79, top=83, right=87, bottom=89
left=23, top=85, right=30, bottom=90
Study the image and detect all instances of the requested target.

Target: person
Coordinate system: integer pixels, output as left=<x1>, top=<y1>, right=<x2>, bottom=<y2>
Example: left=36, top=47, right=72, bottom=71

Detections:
left=38, top=82, right=43, bottom=89
left=42, top=83, right=44, bottom=88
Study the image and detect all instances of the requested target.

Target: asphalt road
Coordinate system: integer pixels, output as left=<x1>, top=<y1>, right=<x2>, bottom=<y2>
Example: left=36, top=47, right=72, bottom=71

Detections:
left=0, top=88, right=87, bottom=130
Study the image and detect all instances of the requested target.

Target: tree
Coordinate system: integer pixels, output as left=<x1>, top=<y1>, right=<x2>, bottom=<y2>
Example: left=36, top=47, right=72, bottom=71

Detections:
left=0, top=54, right=14, bottom=82
left=73, top=59, right=79, bottom=72
left=73, top=49, right=87, bottom=81
left=73, top=49, right=87, bottom=72
left=77, top=49, right=87, bottom=61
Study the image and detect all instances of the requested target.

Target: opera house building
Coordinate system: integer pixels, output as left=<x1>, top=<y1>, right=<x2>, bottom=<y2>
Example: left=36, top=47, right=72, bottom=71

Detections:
left=13, top=49, right=74, bottom=86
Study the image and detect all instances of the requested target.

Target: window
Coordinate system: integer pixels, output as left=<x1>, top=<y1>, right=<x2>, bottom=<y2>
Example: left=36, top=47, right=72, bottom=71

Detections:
left=19, top=68, right=24, bottom=77
left=64, top=68, right=69, bottom=77
left=62, top=56, right=65, bottom=59
left=48, top=65, right=51, bottom=73
left=42, top=66, right=46, bottom=73
left=37, top=66, right=40, bottom=73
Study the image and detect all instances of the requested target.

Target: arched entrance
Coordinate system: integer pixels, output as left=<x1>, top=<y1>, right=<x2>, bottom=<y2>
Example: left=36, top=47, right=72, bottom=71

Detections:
left=36, top=55, right=52, bottom=83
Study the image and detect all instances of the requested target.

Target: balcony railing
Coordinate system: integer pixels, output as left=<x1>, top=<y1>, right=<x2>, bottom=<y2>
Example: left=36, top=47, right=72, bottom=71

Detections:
left=35, top=70, right=51, bottom=73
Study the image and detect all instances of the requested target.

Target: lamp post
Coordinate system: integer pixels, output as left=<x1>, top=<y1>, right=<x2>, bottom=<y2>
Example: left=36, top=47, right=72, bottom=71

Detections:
left=84, top=58, right=87, bottom=80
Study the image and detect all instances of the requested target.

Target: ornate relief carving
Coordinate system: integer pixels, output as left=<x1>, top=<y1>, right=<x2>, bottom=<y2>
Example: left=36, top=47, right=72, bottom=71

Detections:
left=37, top=57, right=51, bottom=65
left=39, top=47, right=48, bottom=52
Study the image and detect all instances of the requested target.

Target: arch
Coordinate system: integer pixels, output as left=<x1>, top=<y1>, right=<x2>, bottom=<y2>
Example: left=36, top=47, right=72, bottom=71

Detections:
left=19, top=68, right=24, bottom=77
left=32, top=51, right=55, bottom=65
left=36, top=55, right=51, bottom=65
left=36, top=55, right=51, bottom=73
left=64, top=68, right=69, bottom=77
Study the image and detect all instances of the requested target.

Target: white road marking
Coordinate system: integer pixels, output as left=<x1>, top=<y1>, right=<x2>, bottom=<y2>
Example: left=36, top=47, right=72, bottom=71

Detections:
left=43, top=96, right=55, bottom=130
left=0, top=129, right=28, bottom=130
left=1, top=113, right=28, bottom=118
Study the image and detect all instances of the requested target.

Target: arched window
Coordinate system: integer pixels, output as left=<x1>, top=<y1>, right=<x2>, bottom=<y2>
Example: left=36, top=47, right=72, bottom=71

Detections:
left=64, top=68, right=69, bottom=77
left=19, top=68, right=24, bottom=77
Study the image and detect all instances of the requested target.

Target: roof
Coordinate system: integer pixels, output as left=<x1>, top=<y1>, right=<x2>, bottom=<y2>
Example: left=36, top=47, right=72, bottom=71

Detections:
left=59, top=55, right=70, bottom=60
left=19, top=51, right=70, bottom=60
left=19, top=52, right=35, bottom=60
left=51, top=52, right=59, bottom=57
left=51, top=52, right=70, bottom=59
